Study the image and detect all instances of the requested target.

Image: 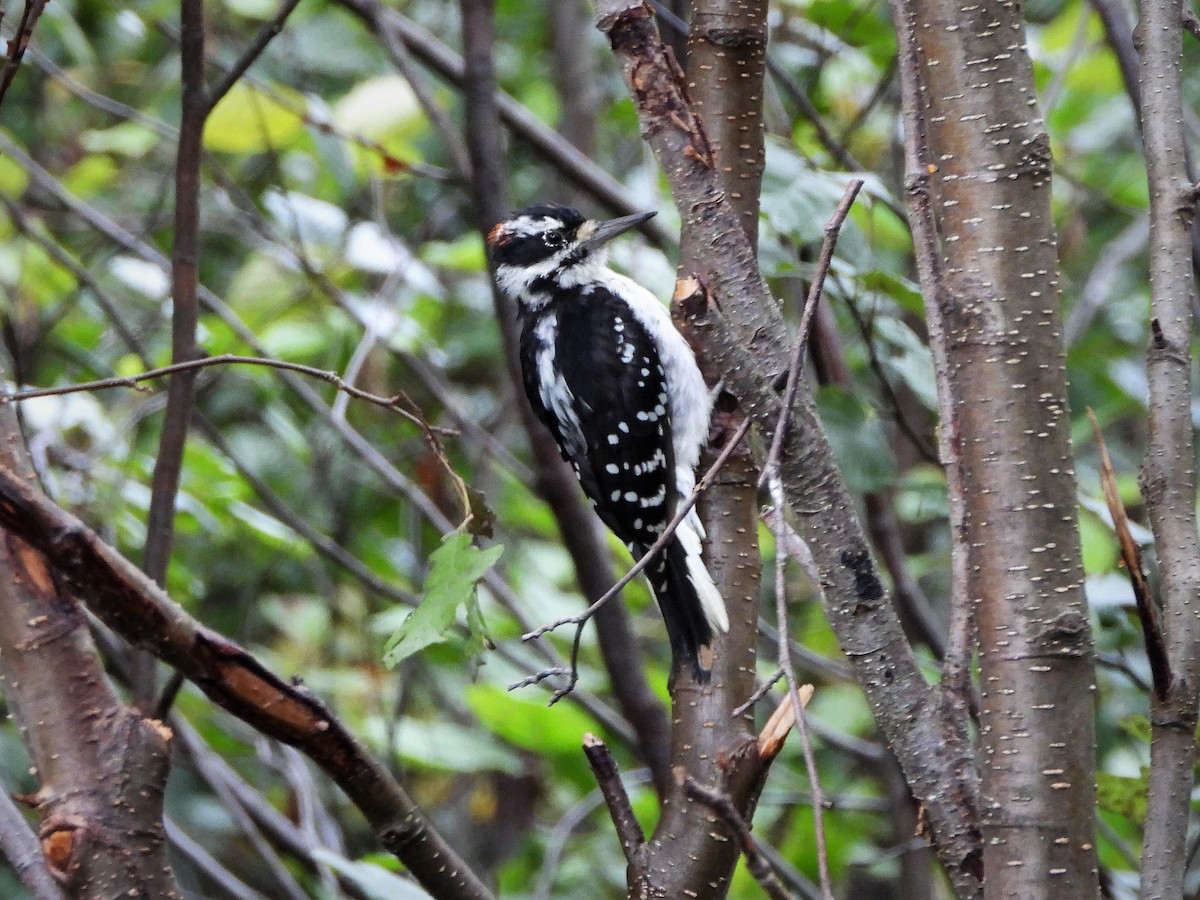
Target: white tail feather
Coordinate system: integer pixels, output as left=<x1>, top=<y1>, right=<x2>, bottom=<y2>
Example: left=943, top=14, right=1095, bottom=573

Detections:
left=675, top=517, right=729, bottom=633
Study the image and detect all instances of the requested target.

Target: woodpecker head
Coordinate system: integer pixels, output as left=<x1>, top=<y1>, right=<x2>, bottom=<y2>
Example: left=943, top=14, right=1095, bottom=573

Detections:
left=486, top=203, right=656, bottom=308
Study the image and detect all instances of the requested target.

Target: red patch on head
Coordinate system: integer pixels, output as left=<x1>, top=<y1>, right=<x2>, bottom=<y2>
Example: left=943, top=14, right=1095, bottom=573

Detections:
left=486, top=222, right=506, bottom=247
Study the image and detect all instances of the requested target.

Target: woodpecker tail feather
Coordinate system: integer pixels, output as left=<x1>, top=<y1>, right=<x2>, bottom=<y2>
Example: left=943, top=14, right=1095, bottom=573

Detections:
left=644, top=523, right=728, bottom=681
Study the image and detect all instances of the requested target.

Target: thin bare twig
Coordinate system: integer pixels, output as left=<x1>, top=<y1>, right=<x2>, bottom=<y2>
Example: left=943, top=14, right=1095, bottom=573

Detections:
left=582, top=734, right=645, bottom=864
left=682, top=776, right=796, bottom=900
left=2, top=353, right=450, bottom=433
left=1089, top=408, right=1168, bottom=697
left=206, top=0, right=304, bottom=112
left=0, top=0, right=49, bottom=110
left=511, top=414, right=753, bottom=703
left=766, top=472, right=834, bottom=900
left=757, top=180, right=863, bottom=900
left=733, top=668, right=787, bottom=718
left=764, top=179, right=864, bottom=472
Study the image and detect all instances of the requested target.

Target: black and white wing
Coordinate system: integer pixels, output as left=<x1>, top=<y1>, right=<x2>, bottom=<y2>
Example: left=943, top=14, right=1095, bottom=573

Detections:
left=560, top=291, right=676, bottom=550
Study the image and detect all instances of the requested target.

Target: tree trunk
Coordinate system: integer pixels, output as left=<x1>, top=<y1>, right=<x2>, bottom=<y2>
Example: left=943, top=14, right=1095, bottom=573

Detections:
left=0, top=351, right=181, bottom=898
left=890, top=0, right=1100, bottom=893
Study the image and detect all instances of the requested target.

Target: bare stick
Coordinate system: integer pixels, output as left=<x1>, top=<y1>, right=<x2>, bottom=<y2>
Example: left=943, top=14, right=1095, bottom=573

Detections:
left=682, top=776, right=796, bottom=900
left=582, top=734, right=645, bottom=864
left=206, top=0, right=303, bottom=112
left=1089, top=408, right=1168, bottom=697
left=763, top=179, right=864, bottom=476
left=767, top=473, right=834, bottom=900
left=2, top=353, right=450, bottom=434
left=733, top=668, right=787, bottom=718
left=0, top=0, right=49, bottom=111
left=754, top=181, right=863, bottom=900
left=510, top=414, right=751, bottom=702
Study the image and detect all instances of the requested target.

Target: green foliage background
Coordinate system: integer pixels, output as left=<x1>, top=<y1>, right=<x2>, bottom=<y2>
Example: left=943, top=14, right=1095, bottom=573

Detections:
left=0, top=0, right=1189, bottom=896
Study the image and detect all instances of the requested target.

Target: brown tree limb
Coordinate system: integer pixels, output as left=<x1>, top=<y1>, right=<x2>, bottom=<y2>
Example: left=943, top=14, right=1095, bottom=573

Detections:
left=0, top=0, right=47, bottom=111
left=684, top=0, right=769, bottom=246
left=140, top=0, right=301, bottom=642
left=891, top=0, right=1098, bottom=891
left=888, top=0, right=978, bottom=738
left=138, top=0, right=209, bottom=708
left=581, top=734, right=645, bottom=866
left=681, top=776, right=796, bottom=900
left=0, top=370, right=182, bottom=897
left=1088, top=409, right=1167, bottom=698
left=0, top=463, right=495, bottom=900
left=1137, top=0, right=1200, bottom=884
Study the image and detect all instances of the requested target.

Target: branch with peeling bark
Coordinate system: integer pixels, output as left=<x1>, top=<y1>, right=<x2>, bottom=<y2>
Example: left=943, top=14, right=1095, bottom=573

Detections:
left=0, top=386, right=181, bottom=897
left=0, top=463, right=494, bottom=900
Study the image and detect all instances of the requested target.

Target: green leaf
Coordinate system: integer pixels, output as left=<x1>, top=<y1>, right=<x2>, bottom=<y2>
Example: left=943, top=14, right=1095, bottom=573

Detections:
left=205, top=83, right=305, bottom=154
left=419, top=236, right=487, bottom=272
left=465, top=684, right=598, bottom=756
left=389, top=719, right=521, bottom=774
left=815, top=385, right=898, bottom=493
left=382, top=532, right=503, bottom=667
left=80, top=122, right=159, bottom=158
left=333, top=75, right=424, bottom=142
left=1096, top=771, right=1147, bottom=825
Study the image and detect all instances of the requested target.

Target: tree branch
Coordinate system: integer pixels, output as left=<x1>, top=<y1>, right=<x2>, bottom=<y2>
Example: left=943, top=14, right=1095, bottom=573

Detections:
left=1137, top=0, right=1200, bottom=883
left=681, top=776, right=796, bottom=900
left=891, top=0, right=1098, bottom=889
left=2, top=352, right=450, bottom=435
left=205, top=0, right=303, bottom=112
left=595, top=2, right=983, bottom=892
left=1088, top=409, right=1167, bottom=698
left=581, top=734, right=645, bottom=865
left=0, top=0, right=48, bottom=111
left=137, top=0, right=209, bottom=706
left=0, top=463, right=496, bottom=900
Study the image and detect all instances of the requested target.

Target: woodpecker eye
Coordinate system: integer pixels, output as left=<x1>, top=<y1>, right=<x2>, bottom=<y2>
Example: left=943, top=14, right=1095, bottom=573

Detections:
left=544, top=232, right=566, bottom=250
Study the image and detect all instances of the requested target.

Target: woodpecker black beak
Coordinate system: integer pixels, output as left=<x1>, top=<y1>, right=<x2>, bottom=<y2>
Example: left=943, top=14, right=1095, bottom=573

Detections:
left=577, top=210, right=656, bottom=254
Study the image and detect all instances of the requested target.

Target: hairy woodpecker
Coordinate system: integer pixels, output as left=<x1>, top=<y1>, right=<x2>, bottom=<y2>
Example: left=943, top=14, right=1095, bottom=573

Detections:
left=487, top=203, right=729, bottom=679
